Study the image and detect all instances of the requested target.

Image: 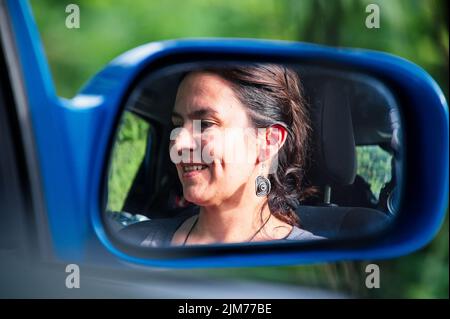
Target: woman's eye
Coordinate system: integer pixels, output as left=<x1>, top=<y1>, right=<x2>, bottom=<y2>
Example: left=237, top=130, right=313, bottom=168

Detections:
left=200, top=121, right=214, bottom=131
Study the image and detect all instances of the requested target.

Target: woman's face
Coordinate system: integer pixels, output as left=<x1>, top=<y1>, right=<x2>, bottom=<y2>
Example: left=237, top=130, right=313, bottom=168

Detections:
left=170, top=71, right=259, bottom=206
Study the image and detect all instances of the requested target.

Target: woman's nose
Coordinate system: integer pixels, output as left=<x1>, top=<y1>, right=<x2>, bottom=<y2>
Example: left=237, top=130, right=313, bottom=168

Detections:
left=174, top=126, right=198, bottom=154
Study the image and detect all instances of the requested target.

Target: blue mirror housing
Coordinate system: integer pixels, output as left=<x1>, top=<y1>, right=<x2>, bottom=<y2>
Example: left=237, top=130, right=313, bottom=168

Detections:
left=71, top=39, right=447, bottom=268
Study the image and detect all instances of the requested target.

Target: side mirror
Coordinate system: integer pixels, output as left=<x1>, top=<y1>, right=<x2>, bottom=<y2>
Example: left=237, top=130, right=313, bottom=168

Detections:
left=81, top=39, right=448, bottom=267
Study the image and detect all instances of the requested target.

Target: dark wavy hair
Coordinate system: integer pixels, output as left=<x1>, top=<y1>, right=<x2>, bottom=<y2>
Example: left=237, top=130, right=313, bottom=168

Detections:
left=201, top=64, right=314, bottom=226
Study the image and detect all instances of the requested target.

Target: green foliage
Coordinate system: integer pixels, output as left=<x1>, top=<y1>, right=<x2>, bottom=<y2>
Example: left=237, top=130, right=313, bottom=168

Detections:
left=356, top=146, right=392, bottom=198
left=31, top=0, right=448, bottom=298
left=107, top=112, right=149, bottom=211
left=30, top=0, right=449, bottom=99
left=374, top=216, right=449, bottom=298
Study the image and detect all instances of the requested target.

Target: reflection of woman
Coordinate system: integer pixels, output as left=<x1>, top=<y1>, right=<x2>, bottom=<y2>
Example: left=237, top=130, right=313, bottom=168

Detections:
left=120, top=64, right=324, bottom=247
left=168, top=64, right=323, bottom=245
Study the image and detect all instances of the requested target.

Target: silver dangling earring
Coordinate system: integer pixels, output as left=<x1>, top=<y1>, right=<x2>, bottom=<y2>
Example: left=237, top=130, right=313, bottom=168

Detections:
left=255, top=162, right=271, bottom=197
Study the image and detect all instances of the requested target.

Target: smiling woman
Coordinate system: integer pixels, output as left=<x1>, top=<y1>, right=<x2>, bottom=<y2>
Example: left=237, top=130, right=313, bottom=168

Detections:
left=107, top=61, right=399, bottom=248
left=167, top=65, right=322, bottom=245
left=117, top=64, right=324, bottom=246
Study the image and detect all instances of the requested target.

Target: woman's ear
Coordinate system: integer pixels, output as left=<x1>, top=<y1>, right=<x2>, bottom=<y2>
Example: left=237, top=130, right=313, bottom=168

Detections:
left=267, top=124, right=288, bottom=150
left=257, top=124, right=288, bottom=163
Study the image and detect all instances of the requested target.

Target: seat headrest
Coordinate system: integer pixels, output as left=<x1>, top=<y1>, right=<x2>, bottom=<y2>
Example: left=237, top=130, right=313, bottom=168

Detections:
left=307, top=81, right=357, bottom=187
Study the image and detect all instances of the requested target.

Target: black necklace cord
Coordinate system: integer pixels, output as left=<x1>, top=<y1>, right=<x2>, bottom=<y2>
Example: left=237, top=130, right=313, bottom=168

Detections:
left=183, top=215, right=199, bottom=246
left=182, top=207, right=272, bottom=246
left=247, top=212, right=272, bottom=242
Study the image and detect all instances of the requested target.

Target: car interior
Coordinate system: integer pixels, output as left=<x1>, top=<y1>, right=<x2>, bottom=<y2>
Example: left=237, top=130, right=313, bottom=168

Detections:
left=105, top=63, right=402, bottom=241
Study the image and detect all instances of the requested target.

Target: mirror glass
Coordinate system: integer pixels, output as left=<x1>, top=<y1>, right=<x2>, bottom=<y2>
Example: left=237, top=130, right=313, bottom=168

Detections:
left=103, top=62, right=403, bottom=248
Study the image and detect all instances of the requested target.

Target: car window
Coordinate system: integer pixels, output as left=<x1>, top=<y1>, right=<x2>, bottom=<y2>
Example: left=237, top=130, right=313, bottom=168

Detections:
left=356, top=145, right=392, bottom=200
left=107, top=111, right=150, bottom=212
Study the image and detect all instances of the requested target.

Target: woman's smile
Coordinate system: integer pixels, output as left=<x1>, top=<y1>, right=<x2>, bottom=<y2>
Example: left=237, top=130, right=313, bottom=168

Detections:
left=180, top=163, right=210, bottom=179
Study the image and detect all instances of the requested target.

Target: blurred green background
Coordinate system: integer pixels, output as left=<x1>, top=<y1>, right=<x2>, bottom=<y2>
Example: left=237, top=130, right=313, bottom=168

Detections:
left=31, top=0, right=448, bottom=298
